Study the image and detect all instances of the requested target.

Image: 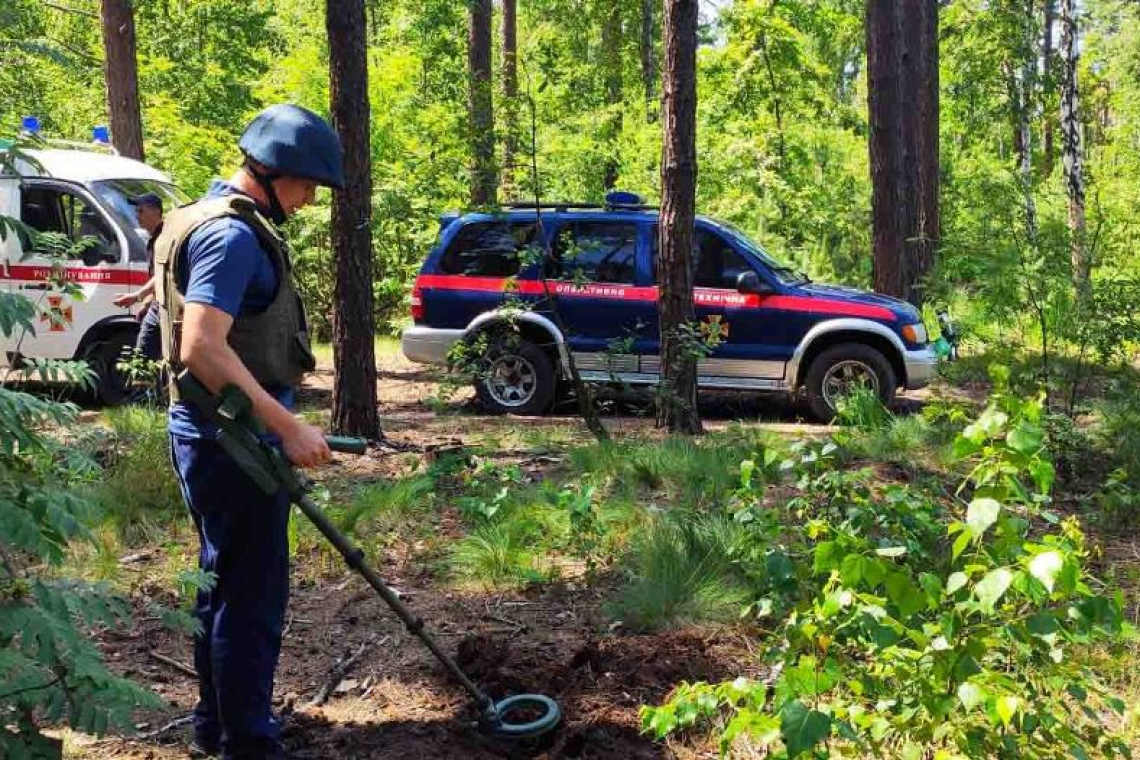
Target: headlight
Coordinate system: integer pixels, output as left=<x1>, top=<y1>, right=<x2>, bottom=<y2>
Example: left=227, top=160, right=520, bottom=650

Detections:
left=901, top=323, right=928, bottom=345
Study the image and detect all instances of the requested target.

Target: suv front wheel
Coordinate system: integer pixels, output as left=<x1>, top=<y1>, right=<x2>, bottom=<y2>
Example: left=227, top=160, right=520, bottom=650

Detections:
left=803, top=342, right=897, bottom=421
left=474, top=337, right=556, bottom=416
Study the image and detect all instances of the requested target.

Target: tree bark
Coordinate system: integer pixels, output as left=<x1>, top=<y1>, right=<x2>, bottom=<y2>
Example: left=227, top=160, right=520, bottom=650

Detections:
left=656, top=0, right=701, bottom=435
left=1042, top=0, right=1056, bottom=175
left=501, top=0, right=519, bottom=200
left=601, top=0, right=623, bottom=190
left=1018, top=1, right=1038, bottom=242
left=866, top=0, right=938, bottom=306
left=640, top=0, right=657, bottom=122
left=100, top=0, right=144, bottom=161
left=327, top=0, right=380, bottom=438
left=468, top=0, right=496, bottom=207
left=1059, top=0, right=1089, bottom=297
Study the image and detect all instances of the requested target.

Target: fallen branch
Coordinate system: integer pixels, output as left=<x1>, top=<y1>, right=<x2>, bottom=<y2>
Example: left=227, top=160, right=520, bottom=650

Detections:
left=135, top=713, right=193, bottom=740
left=147, top=650, right=197, bottom=679
left=307, top=634, right=386, bottom=707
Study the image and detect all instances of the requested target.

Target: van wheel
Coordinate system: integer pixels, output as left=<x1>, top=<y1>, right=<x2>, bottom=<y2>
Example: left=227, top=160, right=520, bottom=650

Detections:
left=474, top=337, right=555, bottom=416
left=804, top=343, right=897, bottom=422
left=83, top=332, right=135, bottom=407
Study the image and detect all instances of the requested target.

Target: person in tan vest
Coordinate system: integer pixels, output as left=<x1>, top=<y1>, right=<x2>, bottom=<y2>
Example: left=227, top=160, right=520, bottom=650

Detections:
left=154, top=104, right=344, bottom=760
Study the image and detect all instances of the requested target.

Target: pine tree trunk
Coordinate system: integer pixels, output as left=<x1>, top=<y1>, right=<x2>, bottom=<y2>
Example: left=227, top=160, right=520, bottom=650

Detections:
left=867, top=0, right=905, bottom=300
left=601, top=1, right=623, bottom=190
left=641, top=0, right=657, bottom=122
left=867, top=0, right=938, bottom=307
left=1042, top=0, right=1056, bottom=175
left=1059, top=0, right=1089, bottom=297
left=468, top=0, right=496, bottom=207
left=100, top=0, right=144, bottom=161
left=656, top=0, right=701, bottom=436
left=327, top=0, right=380, bottom=438
left=501, top=0, right=518, bottom=200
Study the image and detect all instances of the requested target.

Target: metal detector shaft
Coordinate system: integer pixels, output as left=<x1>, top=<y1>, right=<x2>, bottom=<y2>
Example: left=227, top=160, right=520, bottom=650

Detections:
left=290, top=490, right=495, bottom=712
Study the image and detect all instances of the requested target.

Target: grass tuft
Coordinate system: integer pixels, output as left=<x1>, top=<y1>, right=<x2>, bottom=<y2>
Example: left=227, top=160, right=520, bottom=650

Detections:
left=611, top=511, right=751, bottom=631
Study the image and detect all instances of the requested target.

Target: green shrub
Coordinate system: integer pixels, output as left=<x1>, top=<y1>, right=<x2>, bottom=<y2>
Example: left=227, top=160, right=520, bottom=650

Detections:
left=641, top=375, right=1133, bottom=758
left=0, top=289, right=160, bottom=755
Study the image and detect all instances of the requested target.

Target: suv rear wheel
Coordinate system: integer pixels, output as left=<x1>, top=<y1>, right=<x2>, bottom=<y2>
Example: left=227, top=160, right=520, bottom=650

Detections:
left=804, top=342, right=897, bottom=421
left=474, top=336, right=556, bottom=415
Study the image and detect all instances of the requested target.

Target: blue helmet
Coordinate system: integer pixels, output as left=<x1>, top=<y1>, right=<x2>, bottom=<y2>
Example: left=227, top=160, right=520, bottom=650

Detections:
left=239, top=104, right=345, bottom=189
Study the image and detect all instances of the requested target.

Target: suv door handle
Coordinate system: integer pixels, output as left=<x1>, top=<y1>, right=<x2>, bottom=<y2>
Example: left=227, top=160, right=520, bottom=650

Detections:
left=18, top=283, right=49, bottom=291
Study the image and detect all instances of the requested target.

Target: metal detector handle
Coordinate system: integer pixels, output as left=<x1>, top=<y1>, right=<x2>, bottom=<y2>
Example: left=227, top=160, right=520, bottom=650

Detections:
left=325, top=435, right=368, bottom=455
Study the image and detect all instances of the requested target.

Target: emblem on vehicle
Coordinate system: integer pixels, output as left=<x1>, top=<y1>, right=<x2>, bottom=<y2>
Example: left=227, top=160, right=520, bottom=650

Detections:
left=700, top=314, right=729, bottom=344
left=40, top=295, right=74, bottom=333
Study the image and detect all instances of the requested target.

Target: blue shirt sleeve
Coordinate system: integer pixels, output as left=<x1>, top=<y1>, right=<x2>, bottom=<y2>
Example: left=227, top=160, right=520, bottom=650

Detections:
left=181, top=218, right=265, bottom=318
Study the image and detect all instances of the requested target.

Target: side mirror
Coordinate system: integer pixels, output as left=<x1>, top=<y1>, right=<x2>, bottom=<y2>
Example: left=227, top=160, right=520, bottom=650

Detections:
left=737, top=271, right=771, bottom=295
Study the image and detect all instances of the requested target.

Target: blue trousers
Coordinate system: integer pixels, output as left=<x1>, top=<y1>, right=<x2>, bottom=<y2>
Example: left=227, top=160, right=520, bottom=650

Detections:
left=170, top=434, right=290, bottom=760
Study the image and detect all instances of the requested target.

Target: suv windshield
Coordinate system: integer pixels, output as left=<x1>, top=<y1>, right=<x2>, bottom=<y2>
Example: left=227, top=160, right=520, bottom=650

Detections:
left=90, top=179, right=186, bottom=263
left=711, top=220, right=810, bottom=285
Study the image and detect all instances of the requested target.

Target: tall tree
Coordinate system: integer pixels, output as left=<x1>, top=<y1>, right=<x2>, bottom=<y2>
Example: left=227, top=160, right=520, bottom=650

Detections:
left=327, top=0, right=380, bottom=438
left=1059, top=0, right=1089, bottom=297
left=640, top=0, right=658, bottom=122
left=656, top=0, right=702, bottom=435
left=468, top=0, right=496, bottom=207
left=1042, top=0, right=1056, bottom=175
left=501, top=0, right=519, bottom=200
left=1016, top=0, right=1038, bottom=242
left=866, top=0, right=939, bottom=306
left=100, top=0, right=144, bottom=160
left=600, top=0, right=623, bottom=189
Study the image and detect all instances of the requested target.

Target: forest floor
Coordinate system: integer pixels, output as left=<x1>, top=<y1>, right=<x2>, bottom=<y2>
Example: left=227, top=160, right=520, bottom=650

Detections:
left=58, top=349, right=1139, bottom=759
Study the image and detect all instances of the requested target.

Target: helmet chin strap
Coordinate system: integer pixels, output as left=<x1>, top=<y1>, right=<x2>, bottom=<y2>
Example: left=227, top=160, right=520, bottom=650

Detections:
left=242, top=161, right=288, bottom=226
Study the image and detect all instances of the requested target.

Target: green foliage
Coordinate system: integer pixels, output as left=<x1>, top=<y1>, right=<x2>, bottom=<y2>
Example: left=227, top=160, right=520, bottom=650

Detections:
left=641, top=376, right=1133, bottom=758
left=0, top=290, right=160, bottom=753
left=83, top=406, right=184, bottom=545
left=339, top=472, right=436, bottom=538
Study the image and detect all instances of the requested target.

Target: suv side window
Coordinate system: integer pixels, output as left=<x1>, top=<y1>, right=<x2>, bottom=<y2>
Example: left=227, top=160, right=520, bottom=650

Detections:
left=650, top=227, right=754, bottom=289
left=551, top=221, right=638, bottom=284
left=20, top=184, right=121, bottom=263
left=440, top=221, right=538, bottom=277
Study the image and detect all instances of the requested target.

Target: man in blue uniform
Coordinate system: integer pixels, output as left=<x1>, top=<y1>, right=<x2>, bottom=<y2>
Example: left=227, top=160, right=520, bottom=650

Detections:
left=153, top=104, right=344, bottom=760
left=113, top=193, right=164, bottom=361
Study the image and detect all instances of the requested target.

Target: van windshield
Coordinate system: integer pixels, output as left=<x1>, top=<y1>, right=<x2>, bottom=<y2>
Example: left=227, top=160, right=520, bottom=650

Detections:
left=90, top=179, right=187, bottom=263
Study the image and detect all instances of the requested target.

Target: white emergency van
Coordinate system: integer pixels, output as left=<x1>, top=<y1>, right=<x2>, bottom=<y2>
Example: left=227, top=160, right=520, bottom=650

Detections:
left=0, top=140, right=185, bottom=403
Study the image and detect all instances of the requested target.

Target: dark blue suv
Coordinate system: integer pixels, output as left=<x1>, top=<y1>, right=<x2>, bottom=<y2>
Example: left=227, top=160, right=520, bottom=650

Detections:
left=402, top=195, right=939, bottom=420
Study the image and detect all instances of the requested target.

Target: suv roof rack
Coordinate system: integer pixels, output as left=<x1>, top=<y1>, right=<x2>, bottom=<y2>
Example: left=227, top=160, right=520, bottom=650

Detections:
left=502, top=190, right=655, bottom=213
left=503, top=201, right=653, bottom=210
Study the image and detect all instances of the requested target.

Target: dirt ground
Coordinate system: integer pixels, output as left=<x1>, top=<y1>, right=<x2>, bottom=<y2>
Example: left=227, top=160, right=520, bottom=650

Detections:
left=79, top=352, right=806, bottom=760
